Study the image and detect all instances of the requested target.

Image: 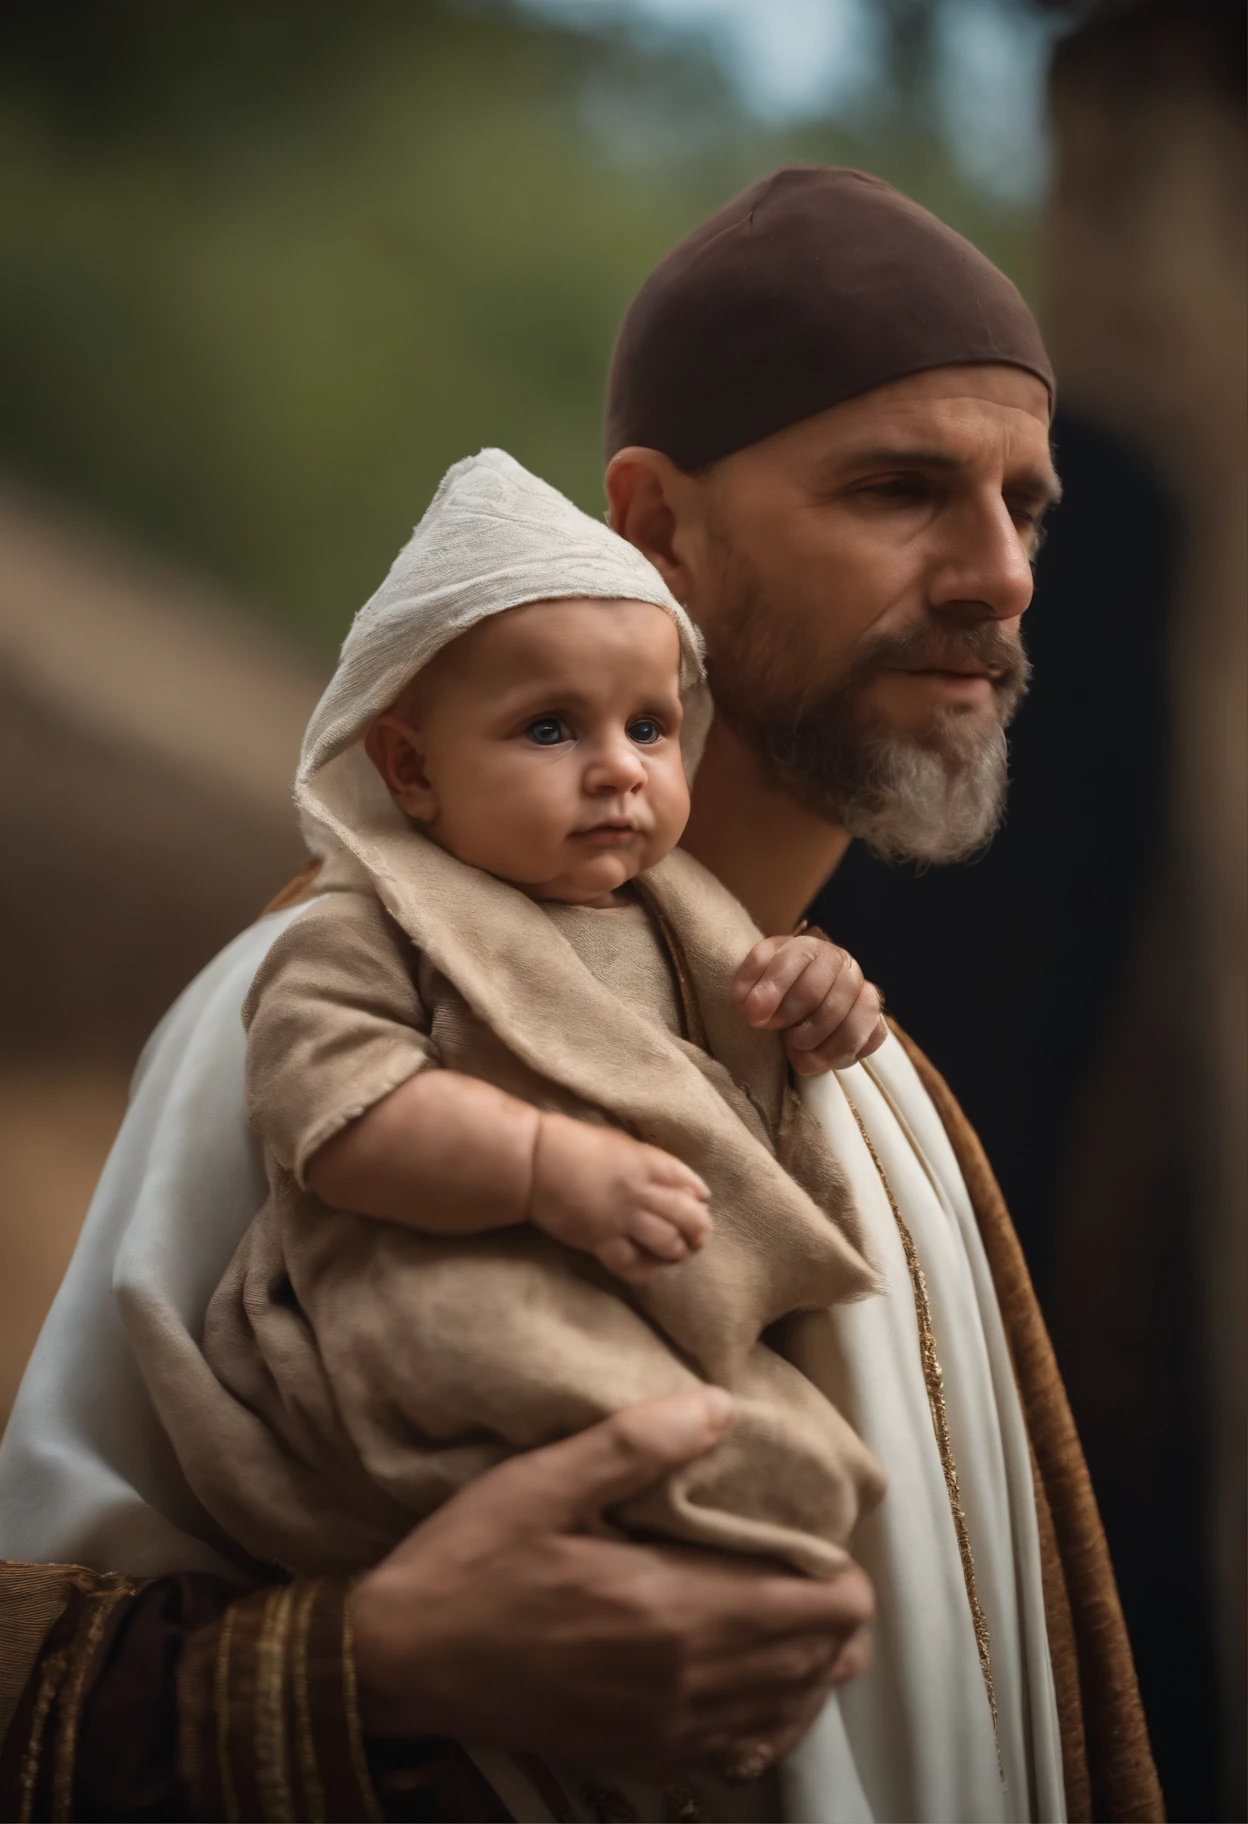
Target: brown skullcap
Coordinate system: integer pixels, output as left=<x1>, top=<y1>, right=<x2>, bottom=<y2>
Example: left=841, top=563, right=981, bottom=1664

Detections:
left=605, top=165, right=1054, bottom=470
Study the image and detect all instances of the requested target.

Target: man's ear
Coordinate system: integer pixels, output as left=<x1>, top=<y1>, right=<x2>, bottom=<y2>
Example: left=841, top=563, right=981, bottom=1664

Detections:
left=364, top=716, right=439, bottom=823
left=605, top=448, right=705, bottom=607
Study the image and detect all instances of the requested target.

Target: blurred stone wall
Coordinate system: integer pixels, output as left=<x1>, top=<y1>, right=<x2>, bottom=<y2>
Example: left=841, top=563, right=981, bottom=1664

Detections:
left=0, top=489, right=324, bottom=1422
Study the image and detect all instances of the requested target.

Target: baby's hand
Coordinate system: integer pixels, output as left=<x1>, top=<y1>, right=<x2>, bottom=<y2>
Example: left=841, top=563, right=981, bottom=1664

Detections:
left=529, top=1115, right=711, bottom=1286
left=732, top=931, right=887, bottom=1076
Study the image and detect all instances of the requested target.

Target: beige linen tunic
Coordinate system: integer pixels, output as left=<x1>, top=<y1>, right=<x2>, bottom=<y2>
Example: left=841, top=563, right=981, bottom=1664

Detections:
left=244, top=894, right=684, bottom=1186
left=168, top=855, right=885, bottom=1585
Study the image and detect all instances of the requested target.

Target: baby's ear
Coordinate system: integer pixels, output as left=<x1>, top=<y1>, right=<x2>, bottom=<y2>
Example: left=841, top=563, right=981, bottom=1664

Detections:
left=365, top=716, right=439, bottom=823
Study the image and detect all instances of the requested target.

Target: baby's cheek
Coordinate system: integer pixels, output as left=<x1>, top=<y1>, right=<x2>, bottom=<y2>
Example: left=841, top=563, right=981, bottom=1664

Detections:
left=452, top=762, right=574, bottom=877
left=650, top=757, right=692, bottom=851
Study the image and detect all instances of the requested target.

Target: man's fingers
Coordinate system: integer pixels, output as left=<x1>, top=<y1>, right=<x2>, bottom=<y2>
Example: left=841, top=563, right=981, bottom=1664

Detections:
left=688, top=1633, right=845, bottom=1703
left=696, top=1685, right=831, bottom=1768
left=691, top=1608, right=873, bottom=1710
left=684, top=1586, right=874, bottom=1765
left=698, top=1560, right=877, bottom=1653
left=707, top=1683, right=834, bottom=1770
left=826, top=1619, right=873, bottom=1686
left=487, top=1391, right=736, bottom=1533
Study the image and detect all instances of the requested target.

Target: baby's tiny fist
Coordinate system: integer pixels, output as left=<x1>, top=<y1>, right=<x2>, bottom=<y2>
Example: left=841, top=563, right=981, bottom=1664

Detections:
left=610, top=1156, right=711, bottom=1285
left=734, top=930, right=888, bottom=1075
left=786, top=970, right=888, bottom=1075
left=530, top=1117, right=711, bottom=1286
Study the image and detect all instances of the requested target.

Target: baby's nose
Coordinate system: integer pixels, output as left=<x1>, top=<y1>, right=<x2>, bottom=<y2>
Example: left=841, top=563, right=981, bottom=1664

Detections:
left=585, top=737, right=647, bottom=791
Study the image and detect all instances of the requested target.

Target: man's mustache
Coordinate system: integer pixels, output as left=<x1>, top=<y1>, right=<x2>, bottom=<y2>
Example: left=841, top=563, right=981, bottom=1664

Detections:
left=849, top=622, right=1031, bottom=698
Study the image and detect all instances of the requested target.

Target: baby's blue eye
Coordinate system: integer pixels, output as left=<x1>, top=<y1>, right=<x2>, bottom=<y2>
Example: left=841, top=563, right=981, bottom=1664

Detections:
left=628, top=718, right=661, bottom=745
left=526, top=716, right=567, bottom=746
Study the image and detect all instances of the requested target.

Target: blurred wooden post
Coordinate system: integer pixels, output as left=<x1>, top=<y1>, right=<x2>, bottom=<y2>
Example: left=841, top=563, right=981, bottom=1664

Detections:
left=1042, top=4, right=1246, bottom=1812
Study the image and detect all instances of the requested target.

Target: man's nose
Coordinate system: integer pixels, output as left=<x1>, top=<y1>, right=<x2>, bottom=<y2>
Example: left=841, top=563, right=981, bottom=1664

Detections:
left=928, top=496, right=1035, bottom=623
left=583, top=734, right=647, bottom=793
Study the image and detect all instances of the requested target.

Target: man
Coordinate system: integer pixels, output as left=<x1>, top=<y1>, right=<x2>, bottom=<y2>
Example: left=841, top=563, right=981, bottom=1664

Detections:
left=0, top=169, right=1159, bottom=1823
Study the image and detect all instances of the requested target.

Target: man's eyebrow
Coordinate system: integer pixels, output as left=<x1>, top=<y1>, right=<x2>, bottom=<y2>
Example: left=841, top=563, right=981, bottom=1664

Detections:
left=822, top=444, right=1063, bottom=507
left=836, top=445, right=963, bottom=473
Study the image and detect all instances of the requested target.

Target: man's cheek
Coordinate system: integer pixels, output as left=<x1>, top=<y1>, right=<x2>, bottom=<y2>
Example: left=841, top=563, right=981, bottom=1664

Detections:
left=789, top=588, right=878, bottom=688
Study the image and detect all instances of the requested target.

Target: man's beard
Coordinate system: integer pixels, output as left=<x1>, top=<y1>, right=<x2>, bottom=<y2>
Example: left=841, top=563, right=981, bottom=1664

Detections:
left=706, top=587, right=1031, bottom=867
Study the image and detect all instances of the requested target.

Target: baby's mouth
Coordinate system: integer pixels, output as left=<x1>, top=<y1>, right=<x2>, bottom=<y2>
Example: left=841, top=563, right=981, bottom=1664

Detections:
left=573, top=821, right=643, bottom=846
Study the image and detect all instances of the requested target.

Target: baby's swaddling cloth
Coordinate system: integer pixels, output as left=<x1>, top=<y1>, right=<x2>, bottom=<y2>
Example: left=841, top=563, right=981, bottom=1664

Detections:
left=136, top=834, right=886, bottom=1576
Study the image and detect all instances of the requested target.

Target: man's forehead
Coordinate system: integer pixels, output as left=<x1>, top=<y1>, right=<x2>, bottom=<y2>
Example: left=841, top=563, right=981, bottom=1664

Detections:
left=766, top=366, right=1060, bottom=495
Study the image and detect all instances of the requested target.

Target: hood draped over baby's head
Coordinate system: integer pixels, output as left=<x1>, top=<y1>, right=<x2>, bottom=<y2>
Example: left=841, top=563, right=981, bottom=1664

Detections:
left=296, top=448, right=709, bottom=872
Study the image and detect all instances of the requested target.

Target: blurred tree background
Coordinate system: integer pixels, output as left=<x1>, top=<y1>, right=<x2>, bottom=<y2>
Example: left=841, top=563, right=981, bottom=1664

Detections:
left=1, top=0, right=1054, bottom=650
left=4, top=10, right=1244, bottom=1816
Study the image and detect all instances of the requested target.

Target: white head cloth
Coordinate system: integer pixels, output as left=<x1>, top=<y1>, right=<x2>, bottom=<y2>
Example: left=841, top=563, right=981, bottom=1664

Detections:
left=297, top=446, right=709, bottom=879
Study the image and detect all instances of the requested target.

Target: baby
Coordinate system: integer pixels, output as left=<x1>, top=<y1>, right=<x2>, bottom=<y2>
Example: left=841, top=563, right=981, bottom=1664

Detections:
left=309, top=591, right=886, bottom=1289
left=143, top=450, right=888, bottom=1592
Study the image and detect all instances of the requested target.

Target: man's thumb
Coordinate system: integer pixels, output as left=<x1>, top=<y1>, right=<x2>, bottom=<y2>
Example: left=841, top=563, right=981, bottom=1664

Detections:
left=509, top=1388, right=735, bottom=1532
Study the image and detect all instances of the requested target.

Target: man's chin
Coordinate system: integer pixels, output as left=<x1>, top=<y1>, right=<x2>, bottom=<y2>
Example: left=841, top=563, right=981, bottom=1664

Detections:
left=749, top=712, right=1010, bottom=867
left=835, top=723, right=1009, bottom=865
left=904, top=700, right=1008, bottom=767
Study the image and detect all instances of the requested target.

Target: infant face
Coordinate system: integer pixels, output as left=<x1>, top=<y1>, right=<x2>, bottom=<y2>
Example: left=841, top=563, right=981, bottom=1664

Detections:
left=366, top=597, right=690, bottom=905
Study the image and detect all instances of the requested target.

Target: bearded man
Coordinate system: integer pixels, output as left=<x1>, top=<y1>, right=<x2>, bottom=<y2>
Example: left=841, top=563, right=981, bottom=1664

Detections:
left=0, top=169, right=1160, bottom=1824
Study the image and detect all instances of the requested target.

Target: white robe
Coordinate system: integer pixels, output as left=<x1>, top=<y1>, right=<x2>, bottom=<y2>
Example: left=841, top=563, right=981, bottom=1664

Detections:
left=0, top=907, right=1065, bottom=1824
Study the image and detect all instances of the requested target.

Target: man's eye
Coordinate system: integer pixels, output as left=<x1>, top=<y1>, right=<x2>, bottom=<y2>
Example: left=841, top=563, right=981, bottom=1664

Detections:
left=627, top=717, right=662, bottom=745
left=863, top=477, right=925, bottom=502
left=525, top=716, right=567, bottom=746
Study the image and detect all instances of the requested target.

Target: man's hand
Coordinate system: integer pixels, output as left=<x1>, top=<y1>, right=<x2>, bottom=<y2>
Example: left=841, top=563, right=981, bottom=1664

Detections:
left=350, top=1391, right=874, bottom=1778
left=530, top=1114, right=711, bottom=1284
left=733, top=934, right=887, bottom=1075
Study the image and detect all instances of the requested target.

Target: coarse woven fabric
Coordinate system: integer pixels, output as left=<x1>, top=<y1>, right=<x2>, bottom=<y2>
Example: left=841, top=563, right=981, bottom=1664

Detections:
left=604, top=165, right=1054, bottom=471
left=130, top=839, right=887, bottom=1578
left=296, top=446, right=710, bottom=866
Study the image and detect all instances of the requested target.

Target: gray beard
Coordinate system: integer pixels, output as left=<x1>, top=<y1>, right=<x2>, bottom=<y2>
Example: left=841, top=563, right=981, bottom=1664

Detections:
left=757, top=699, right=1013, bottom=865
left=705, top=603, right=1030, bottom=867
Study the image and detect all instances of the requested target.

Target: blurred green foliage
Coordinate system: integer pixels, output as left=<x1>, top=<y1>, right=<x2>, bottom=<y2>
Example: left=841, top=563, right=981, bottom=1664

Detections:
left=1, top=0, right=1041, bottom=651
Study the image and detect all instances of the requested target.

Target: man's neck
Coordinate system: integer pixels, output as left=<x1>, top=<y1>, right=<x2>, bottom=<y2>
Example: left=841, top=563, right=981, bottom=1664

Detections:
left=681, top=718, right=850, bottom=934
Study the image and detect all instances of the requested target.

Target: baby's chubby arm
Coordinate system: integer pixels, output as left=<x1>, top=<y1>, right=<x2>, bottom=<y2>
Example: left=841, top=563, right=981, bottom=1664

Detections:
left=306, top=1071, right=710, bottom=1287
left=732, top=932, right=887, bottom=1075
